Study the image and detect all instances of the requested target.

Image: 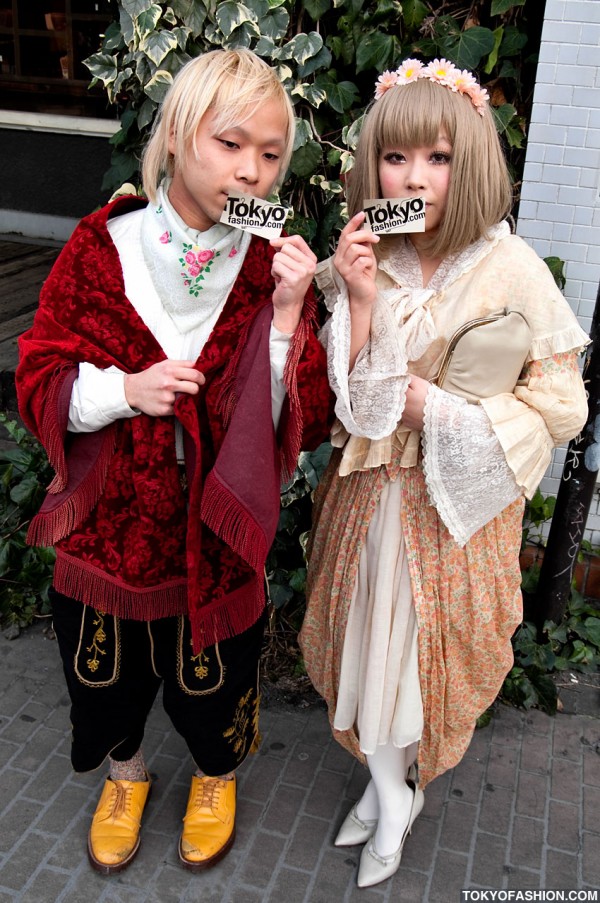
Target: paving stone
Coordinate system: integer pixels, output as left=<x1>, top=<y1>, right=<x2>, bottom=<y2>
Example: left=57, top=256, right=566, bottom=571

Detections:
left=438, top=799, right=477, bottom=853
left=514, top=768, right=549, bottom=818
left=510, top=815, right=544, bottom=870
left=428, top=849, right=468, bottom=901
left=261, top=783, right=306, bottom=834
left=478, top=783, right=513, bottom=835
left=545, top=847, right=580, bottom=888
left=266, top=867, right=312, bottom=903
left=471, top=832, right=508, bottom=886
left=551, top=753, right=584, bottom=801
left=582, top=829, right=600, bottom=886
left=237, top=831, right=286, bottom=889
left=304, top=769, right=347, bottom=820
left=0, top=832, right=57, bottom=891
left=547, top=798, right=580, bottom=851
left=16, top=868, right=71, bottom=903
left=284, top=814, right=330, bottom=871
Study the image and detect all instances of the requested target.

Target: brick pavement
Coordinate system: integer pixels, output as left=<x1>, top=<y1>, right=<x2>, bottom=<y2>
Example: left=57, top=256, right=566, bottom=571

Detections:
left=0, top=620, right=598, bottom=903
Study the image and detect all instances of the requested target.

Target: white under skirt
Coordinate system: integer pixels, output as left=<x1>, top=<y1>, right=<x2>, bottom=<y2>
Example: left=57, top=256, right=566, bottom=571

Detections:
left=333, top=476, right=424, bottom=755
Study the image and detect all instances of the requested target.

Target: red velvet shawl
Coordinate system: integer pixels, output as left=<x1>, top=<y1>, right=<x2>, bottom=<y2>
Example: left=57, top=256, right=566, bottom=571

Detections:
left=17, top=196, right=332, bottom=652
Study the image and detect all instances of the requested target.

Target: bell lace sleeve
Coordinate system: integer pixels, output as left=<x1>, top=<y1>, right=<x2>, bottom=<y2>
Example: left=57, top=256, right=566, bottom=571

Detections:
left=319, top=278, right=411, bottom=440
left=422, top=384, right=522, bottom=546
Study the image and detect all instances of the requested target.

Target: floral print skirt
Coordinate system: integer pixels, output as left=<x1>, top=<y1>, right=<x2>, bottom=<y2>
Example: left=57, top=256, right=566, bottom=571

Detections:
left=299, top=450, right=524, bottom=788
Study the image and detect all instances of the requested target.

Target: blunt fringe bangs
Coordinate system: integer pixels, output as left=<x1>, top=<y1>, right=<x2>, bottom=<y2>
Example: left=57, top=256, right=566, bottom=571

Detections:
left=142, top=49, right=295, bottom=202
left=347, top=78, right=513, bottom=258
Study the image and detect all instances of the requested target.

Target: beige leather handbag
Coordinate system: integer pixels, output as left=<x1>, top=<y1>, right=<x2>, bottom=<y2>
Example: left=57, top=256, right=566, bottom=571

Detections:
left=431, top=308, right=532, bottom=403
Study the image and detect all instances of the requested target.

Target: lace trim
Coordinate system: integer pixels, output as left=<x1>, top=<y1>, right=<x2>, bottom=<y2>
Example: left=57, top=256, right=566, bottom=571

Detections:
left=327, top=286, right=410, bottom=439
left=422, top=385, right=521, bottom=547
left=380, top=221, right=509, bottom=292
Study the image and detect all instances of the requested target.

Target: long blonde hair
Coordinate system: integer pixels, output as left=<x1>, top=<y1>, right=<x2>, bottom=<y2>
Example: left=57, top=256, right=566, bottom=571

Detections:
left=347, top=77, right=513, bottom=258
left=142, top=49, right=295, bottom=202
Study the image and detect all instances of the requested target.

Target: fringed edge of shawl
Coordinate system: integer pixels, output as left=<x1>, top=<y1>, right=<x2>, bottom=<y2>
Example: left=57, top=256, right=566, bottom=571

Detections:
left=42, top=366, right=78, bottom=493
left=53, top=551, right=188, bottom=619
left=279, top=291, right=318, bottom=481
left=200, top=469, right=268, bottom=572
left=188, top=577, right=265, bottom=652
left=27, top=425, right=117, bottom=547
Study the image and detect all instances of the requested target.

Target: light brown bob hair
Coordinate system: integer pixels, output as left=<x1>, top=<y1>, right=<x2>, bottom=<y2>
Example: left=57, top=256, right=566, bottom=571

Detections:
left=346, top=77, right=513, bottom=258
left=142, top=49, right=295, bottom=203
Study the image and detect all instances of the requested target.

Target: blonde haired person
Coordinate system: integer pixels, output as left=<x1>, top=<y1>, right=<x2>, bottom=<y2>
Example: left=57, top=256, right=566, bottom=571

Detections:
left=299, top=58, right=588, bottom=889
left=17, top=49, right=331, bottom=875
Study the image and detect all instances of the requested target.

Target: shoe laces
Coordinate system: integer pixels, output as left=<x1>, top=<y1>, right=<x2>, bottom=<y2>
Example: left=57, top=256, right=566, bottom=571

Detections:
left=108, top=781, right=132, bottom=819
left=195, top=777, right=224, bottom=811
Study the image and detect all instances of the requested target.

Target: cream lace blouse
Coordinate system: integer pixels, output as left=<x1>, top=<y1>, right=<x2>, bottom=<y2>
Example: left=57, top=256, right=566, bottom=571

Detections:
left=318, top=223, right=589, bottom=545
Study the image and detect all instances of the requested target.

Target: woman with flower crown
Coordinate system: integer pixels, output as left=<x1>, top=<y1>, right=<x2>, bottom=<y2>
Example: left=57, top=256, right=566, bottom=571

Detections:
left=299, top=58, right=588, bottom=888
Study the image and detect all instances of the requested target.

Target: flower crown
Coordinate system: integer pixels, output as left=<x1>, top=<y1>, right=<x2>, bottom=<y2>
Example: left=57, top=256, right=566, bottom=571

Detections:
left=374, top=58, right=489, bottom=117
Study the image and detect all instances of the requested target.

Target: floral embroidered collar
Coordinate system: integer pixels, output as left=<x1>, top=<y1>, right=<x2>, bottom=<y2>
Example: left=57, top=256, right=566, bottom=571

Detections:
left=140, top=182, right=251, bottom=334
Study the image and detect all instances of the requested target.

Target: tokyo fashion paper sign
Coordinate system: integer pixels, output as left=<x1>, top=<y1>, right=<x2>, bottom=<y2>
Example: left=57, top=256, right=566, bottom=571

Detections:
left=220, top=191, right=288, bottom=238
left=363, top=196, right=426, bottom=234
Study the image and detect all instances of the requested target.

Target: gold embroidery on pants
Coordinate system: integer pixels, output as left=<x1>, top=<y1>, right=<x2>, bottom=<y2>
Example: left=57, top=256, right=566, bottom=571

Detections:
left=176, top=616, right=224, bottom=695
left=86, top=612, right=106, bottom=672
left=74, top=607, right=120, bottom=687
left=223, top=688, right=261, bottom=763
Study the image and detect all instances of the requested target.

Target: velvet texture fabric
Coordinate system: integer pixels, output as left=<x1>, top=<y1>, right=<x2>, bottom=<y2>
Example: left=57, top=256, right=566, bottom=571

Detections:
left=17, top=196, right=332, bottom=652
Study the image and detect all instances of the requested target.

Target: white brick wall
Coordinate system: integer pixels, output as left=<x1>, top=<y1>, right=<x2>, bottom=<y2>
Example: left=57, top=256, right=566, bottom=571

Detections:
left=516, top=0, right=600, bottom=541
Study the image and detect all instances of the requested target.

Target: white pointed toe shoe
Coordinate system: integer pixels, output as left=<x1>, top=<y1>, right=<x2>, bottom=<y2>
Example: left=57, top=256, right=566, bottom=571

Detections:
left=334, top=802, right=378, bottom=847
left=357, top=780, right=425, bottom=888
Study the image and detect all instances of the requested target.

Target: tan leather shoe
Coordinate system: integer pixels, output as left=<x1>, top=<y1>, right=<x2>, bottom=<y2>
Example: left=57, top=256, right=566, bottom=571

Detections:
left=178, top=775, right=236, bottom=870
left=87, top=776, right=151, bottom=874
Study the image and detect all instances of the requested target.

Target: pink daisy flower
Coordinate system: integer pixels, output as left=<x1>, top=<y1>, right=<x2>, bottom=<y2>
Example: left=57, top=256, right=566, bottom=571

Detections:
left=395, top=58, right=425, bottom=84
left=424, top=58, right=458, bottom=86
left=374, top=70, right=399, bottom=100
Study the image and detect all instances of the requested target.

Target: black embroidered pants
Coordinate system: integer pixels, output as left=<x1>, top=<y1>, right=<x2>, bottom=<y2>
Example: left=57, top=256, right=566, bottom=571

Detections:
left=49, top=588, right=265, bottom=776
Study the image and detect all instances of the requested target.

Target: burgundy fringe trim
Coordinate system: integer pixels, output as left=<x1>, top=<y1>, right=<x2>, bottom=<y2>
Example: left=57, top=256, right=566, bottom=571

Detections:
left=53, top=552, right=187, bottom=620
left=189, top=578, right=265, bottom=652
left=200, top=470, right=268, bottom=572
left=27, top=426, right=117, bottom=547
left=43, top=366, right=78, bottom=493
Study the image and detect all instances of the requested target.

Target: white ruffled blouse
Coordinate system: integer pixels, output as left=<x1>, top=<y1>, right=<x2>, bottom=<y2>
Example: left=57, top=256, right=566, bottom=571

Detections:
left=317, top=223, right=589, bottom=546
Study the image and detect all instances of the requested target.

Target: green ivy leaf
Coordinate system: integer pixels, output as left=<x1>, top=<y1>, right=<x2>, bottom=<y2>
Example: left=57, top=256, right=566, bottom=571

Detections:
left=325, top=79, right=359, bottom=113
left=293, top=117, right=313, bottom=150
left=303, top=0, right=331, bottom=20
left=442, top=26, right=496, bottom=70
left=291, top=82, right=327, bottom=108
left=137, top=95, right=158, bottom=131
left=355, top=32, right=394, bottom=73
left=491, top=0, right=526, bottom=14
left=120, top=7, right=135, bottom=45
left=135, top=3, right=162, bottom=38
left=84, top=53, right=118, bottom=84
left=499, top=25, right=528, bottom=57
left=182, top=0, right=209, bottom=37
left=342, top=114, right=364, bottom=150
left=258, top=6, right=290, bottom=41
left=484, top=26, right=503, bottom=74
left=144, top=68, right=174, bottom=102
left=103, top=21, right=125, bottom=53
left=491, top=102, right=517, bottom=133
left=401, top=0, right=428, bottom=29
left=171, top=25, right=192, bottom=51
left=141, top=29, right=179, bottom=66
left=122, top=0, right=155, bottom=16
left=297, top=44, right=332, bottom=78
left=224, top=20, right=261, bottom=48
left=276, top=31, right=323, bottom=65
left=544, top=256, right=566, bottom=290
left=216, top=2, right=258, bottom=39
left=290, top=139, right=323, bottom=177
left=581, top=617, right=600, bottom=649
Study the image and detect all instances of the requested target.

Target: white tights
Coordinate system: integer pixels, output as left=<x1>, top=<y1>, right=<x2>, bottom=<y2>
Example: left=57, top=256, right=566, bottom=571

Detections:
left=356, top=741, right=418, bottom=857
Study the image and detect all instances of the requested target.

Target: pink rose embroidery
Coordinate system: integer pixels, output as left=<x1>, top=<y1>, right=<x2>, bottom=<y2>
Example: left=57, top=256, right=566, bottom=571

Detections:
left=159, top=230, right=172, bottom=244
left=188, top=263, right=201, bottom=277
left=197, top=249, right=214, bottom=263
left=228, top=247, right=238, bottom=257
left=185, top=250, right=196, bottom=264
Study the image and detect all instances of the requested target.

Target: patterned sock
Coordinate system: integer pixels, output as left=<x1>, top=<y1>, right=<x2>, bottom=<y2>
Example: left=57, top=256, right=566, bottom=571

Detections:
left=195, top=768, right=235, bottom=781
left=109, top=749, right=147, bottom=782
